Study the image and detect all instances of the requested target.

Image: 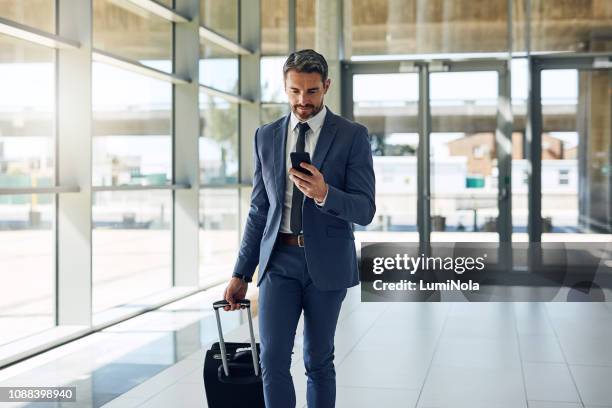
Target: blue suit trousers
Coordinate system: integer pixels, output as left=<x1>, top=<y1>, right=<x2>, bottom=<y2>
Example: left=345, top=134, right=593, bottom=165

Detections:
left=258, top=243, right=347, bottom=408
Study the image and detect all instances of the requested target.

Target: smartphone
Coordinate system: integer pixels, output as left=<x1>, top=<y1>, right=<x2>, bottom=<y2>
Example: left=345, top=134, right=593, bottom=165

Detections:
left=290, top=152, right=312, bottom=176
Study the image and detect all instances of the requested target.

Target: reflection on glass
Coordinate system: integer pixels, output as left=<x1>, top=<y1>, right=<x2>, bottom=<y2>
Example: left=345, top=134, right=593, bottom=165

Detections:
left=0, top=36, right=54, bottom=188
left=200, top=0, right=238, bottom=41
left=0, top=194, right=54, bottom=346
left=353, top=73, right=419, bottom=232
left=199, top=41, right=239, bottom=93
left=92, top=63, right=172, bottom=187
left=261, top=56, right=287, bottom=103
left=199, top=95, right=238, bottom=184
left=540, top=69, right=579, bottom=234
left=199, top=189, right=239, bottom=286
left=430, top=71, right=498, bottom=238
left=540, top=69, right=611, bottom=236
left=514, top=0, right=612, bottom=52
left=158, top=0, right=173, bottom=7
left=261, top=104, right=289, bottom=125
left=346, top=0, right=508, bottom=57
left=92, top=190, right=172, bottom=313
left=261, top=0, right=289, bottom=55
left=0, top=1, right=55, bottom=32
left=93, top=0, right=173, bottom=72
left=296, top=0, right=315, bottom=50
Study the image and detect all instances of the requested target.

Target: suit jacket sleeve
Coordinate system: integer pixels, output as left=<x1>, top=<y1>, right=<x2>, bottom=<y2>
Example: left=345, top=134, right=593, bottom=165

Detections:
left=231, top=128, right=269, bottom=281
left=318, top=125, right=376, bottom=226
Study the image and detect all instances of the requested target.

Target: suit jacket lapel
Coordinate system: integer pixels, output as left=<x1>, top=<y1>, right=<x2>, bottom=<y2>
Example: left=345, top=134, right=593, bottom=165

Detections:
left=312, top=109, right=338, bottom=169
left=273, top=115, right=290, bottom=205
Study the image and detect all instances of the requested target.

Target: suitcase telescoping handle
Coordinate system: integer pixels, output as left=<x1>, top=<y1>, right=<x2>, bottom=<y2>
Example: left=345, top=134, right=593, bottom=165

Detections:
left=212, top=299, right=260, bottom=377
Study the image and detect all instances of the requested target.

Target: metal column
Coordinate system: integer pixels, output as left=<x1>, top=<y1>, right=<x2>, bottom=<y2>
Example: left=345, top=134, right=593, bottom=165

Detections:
left=56, top=0, right=93, bottom=325
left=238, top=0, right=261, bottom=236
left=173, top=0, right=200, bottom=286
left=417, top=63, right=431, bottom=244
left=497, top=61, right=513, bottom=243
left=527, top=58, right=542, bottom=242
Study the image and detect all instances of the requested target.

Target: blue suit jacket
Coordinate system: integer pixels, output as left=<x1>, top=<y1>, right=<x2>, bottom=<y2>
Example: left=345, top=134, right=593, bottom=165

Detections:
left=231, top=108, right=376, bottom=290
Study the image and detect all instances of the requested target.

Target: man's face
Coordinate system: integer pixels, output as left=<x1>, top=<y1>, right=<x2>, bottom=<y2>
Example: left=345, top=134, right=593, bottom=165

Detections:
left=284, top=69, right=331, bottom=121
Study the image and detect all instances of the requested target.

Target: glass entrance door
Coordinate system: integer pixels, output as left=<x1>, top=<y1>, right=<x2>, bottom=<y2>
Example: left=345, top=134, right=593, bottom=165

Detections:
left=535, top=62, right=611, bottom=241
left=348, top=70, right=420, bottom=241
left=429, top=68, right=502, bottom=242
left=344, top=60, right=510, bottom=243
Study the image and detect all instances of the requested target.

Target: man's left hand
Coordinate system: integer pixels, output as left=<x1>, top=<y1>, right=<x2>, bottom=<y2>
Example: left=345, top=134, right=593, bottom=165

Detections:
left=289, top=162, right=328, bottom=202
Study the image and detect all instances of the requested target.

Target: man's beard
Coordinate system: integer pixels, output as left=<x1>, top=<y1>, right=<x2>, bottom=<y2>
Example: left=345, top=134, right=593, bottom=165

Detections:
left=291, top=101, right=324, bottom=120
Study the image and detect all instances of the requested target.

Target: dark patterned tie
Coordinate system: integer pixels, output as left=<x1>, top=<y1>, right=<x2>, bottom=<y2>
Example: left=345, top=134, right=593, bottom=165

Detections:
left=290, top=122, right=310, bottom=235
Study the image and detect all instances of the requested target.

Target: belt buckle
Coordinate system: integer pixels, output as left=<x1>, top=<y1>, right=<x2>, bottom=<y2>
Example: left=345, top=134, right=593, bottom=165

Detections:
left=297, top=234, right=305, bottom=247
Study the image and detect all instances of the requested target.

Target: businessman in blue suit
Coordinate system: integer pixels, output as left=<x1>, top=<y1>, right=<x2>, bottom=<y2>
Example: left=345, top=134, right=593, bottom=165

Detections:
left=224, top=49, right=375, bottom=408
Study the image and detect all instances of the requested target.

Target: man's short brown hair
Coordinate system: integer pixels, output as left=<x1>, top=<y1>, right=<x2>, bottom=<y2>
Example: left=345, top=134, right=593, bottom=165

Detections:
left=283, top=49, right=328, bottom=82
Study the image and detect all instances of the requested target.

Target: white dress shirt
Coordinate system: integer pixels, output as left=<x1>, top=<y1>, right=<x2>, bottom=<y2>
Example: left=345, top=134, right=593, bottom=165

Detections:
left=279, top=105, right=328, bottom=234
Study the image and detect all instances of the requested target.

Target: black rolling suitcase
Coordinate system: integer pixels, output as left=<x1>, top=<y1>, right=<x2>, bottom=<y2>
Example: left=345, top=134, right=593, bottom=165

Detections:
left=203, top=299, right=265, bottom=408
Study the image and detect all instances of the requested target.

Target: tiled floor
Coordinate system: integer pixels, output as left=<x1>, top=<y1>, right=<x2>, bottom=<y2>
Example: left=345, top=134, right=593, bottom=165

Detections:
left=1, top=287, right=612, bottom=408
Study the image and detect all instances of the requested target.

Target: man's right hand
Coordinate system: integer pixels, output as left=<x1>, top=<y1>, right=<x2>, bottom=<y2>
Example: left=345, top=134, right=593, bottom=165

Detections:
left=223, top=277, right=248, bottom=311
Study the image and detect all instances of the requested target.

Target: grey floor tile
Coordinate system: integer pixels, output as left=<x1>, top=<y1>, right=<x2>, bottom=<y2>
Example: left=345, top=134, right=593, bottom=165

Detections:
left=448, top=302, right=515, bottom=318
left=523, top=362, right=580, bottom=402
left=557, top=336, right=612, bottom=366
left=519, top=335, right=566, bottom=363
left=336, top=349, right=430, bottom=390
left=138, top=381, right=206, bottom=408
left=354, top=325, right=440, bottom=353
left=432, top=336, right=521, bottom=369
left=381, top=303, right=450, bottom=324
left=419, top=403, right=524, bottom=408
left=527, top=402, right=583, bottom=408
left=336, top=386, right=419, bottom=408
left=514, top=304, right=557, bottom=337
left=418, top=364, right=526, bottom=408
left=441, top=316, right=517, bottom=339
left=552, top=318, right=612, bottom=341
left=571, top=365, right=612, bottom=406
left=295, top=389, right=307, bottom=408
left=102, top=397, right=151, bottom=407
left=290, top=363, right=308, bottom=391
left=546, top=303, right=612, bottom=321
left=374, top=314, right=446, bottom=333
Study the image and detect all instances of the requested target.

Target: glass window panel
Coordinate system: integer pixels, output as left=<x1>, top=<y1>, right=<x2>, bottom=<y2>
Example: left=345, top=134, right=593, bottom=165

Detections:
left=0, top=1, right=55, bottom=32
left=261, top=103, right=290, bottom=125
left=199, top=95, right=238, bottom=184
left=199, top=41, right=239, bottom=94
left=261, top=56, right=287, bottom=103
left=514, top=0, right=612, bottom=53
left=0, top=194, right=54, bottom=346
left=540, top=69, right=611, bottom=237
left=296, top=0, right=316, bottom=50
left=199, top=188, right=239, bottom=286
left=346, top=0, right=509, bottom=57
left=200, top=0, right=239, bottom=42
left=93, top=0, right=173, bottom=72
left=261, top=0, right=289, bottom=55
left=0, top=36, right=54, bottom=189
left=430, top=71, right=499, bottom=240
left=92, top=190, right=172, bottom=313
left=92, top=63, right=172, bottom=187
left=353, top=73, right=419, bottom=234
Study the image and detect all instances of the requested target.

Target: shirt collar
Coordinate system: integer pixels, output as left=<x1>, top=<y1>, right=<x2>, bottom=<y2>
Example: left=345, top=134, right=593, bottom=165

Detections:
left=290, top=105, right=327, bottom=133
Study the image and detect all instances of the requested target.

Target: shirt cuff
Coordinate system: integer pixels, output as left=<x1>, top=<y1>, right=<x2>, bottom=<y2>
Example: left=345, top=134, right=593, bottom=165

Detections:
left=315, top=185, right=329, bottom=207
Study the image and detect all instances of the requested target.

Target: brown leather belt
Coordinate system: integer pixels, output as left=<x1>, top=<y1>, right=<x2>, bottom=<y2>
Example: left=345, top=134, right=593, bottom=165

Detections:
left=277, top=233, right=305, bottom=247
